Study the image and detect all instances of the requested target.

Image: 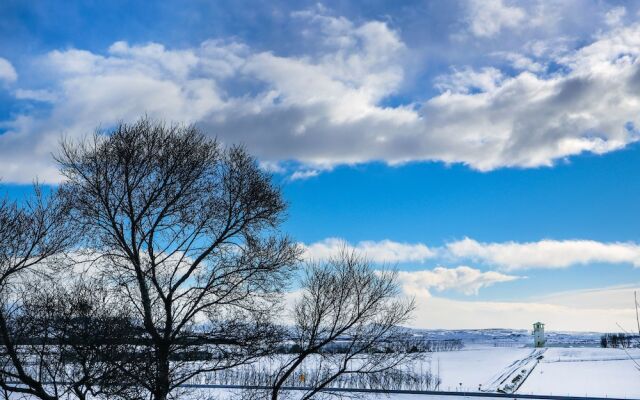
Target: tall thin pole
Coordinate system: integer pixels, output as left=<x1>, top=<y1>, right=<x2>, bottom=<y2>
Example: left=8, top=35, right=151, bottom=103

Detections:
left=635, top=291, right=640, bottom=335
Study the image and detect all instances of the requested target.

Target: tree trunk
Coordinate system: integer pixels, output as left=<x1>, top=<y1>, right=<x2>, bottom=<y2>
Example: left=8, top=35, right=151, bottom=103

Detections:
left=154, top=344, right=171, bottom=400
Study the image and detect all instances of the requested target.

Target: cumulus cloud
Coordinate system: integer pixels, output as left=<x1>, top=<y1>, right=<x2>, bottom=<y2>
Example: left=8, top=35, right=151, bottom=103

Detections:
left=302, top=238, right=436, bottom=264
left=425, top=22, right=640, bottom=171
left=0, top=57, right=17, bottom=83
left=397, top=266, right=520, bottom=296
left=447, top=238, right=640, bottom=270
left=3, top=9, right=640, bottom=182
left=466, top=0, right=526, bottom=38
left=305, top=236, right=640, bottom=271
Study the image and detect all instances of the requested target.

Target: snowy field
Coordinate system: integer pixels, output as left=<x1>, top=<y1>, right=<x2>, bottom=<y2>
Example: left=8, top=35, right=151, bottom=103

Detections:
left=6, top=336, right=640, bottom=399
left=520, top=347, right=640, bottom=398
left=186, top=345, right=640, bottom=399
left=198, top=390, right=509, bottom=400
left=433, top=346, right=640, bottom=397
left=433, top=346, right=533, bottom=391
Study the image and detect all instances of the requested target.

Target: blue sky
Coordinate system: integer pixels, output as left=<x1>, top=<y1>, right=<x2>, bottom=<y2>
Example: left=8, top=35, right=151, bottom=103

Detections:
left=2, top=0, right=640, bottom=331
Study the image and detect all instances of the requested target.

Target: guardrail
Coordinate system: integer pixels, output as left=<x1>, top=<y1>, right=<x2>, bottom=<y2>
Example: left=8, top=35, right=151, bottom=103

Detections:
left=179, top=384, right=639, bottom=400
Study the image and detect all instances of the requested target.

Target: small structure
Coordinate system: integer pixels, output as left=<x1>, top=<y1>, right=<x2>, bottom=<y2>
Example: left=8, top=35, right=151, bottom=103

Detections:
left=532, top=322, right=545, bottom=347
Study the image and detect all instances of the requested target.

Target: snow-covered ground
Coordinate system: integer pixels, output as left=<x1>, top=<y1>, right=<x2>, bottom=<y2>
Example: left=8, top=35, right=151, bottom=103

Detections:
left=190, top=345, right=640, bottom=398
left=433, top=345, right=640, bottom=397
left=198, top=389, right=509, bottom=400
left=7, top=330, right=640, bottom=399
left=432, top=346, right=533, bottom=391
left=520, top=347, right=640, bottom=398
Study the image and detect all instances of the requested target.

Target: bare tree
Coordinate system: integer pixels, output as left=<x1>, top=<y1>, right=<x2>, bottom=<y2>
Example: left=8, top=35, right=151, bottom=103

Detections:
left=0, top=187, right=75, bottom=399
left=17, top=272, right=145, bottom=400
left=269, top=249, right=419, bottom=400
left=56, top=118, right=301, bottom=400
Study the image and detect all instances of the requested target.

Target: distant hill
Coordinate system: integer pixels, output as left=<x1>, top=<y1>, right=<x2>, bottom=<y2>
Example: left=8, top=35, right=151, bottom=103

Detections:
left=403, top=327, right=603, bottom=347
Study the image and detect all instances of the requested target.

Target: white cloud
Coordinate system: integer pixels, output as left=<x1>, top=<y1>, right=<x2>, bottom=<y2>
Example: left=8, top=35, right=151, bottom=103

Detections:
left=410, top=287, right=638, bottom=331
left=14, top=89, right=57, bottom=102
left=303, top=238, right=436, bottom=264
left=424, top=22, right=640, bottom=171
left=0, top=57, right=17, bottom=83
left=447, top=238, right=640, bottom=271
left=605, top=6, right=627, bottom=27
left=466, top=0, right=526, bottom=38
left=494, top=52, right=545, bottom=72
left=294, top=235, right=640, bottom=330
left=3, top=10, right=640, bottom=182
left=289, top=169, right=320, bottom=181
left=285, top=281, right=639, bottom=331
left=536, top=284, right=640, bottom=310
left=305, top=236, right=640, bottom=272
left=435, top=67, right=505, bottom=93
left=397, top=266, right=520, bottom=296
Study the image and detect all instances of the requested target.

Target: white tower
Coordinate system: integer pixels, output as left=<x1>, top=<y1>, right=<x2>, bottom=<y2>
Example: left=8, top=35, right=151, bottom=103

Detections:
left=533, top=322, right=545, bottom=347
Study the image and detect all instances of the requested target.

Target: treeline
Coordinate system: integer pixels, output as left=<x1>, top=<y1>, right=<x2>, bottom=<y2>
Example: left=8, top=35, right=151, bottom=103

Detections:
left=278, top=338, right=463, bottom=354
left=600, top=333, right=639, bottom=348
left=422, top=339, right=464, bottom=352
left=186, top=364, right=441, bottom=391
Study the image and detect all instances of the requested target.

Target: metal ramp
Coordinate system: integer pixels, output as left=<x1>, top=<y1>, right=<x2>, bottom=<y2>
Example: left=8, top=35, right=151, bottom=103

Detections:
left=482, top=348, right=546, bottom=394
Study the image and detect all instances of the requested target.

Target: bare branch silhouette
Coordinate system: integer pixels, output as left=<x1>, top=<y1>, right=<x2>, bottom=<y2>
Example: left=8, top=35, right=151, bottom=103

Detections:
left=56, top=118, right=301, bottom=400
